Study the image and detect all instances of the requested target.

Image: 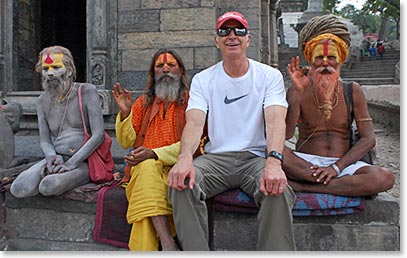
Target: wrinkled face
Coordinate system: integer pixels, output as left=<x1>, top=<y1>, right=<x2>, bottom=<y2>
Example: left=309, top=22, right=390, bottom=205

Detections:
left=41, top=53, right=68, bottom=90
left=311, top=40, right=340, bottom=71
left=154, top=52, right=181, bottom=82
left=153, top=53, right=183, bottom=102
left=215, top=19, right=250, bottom=58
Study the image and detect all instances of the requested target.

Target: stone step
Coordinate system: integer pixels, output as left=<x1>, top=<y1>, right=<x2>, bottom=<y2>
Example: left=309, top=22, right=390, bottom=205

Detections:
left=341, top=71, right=395, bottom=76
left=211, top=193, right=399, bottom=251
left=1, top=189, right=399, bottom=251
left=343, top=78, right=396, bottom=86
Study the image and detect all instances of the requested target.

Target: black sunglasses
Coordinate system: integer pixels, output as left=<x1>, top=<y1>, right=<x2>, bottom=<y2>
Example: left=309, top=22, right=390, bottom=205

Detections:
left=217, top=27, right=248, bottom=37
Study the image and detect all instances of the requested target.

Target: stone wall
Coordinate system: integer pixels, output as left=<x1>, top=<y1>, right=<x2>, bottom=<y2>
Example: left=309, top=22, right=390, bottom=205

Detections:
left=116, top=0, right=261, bottom=90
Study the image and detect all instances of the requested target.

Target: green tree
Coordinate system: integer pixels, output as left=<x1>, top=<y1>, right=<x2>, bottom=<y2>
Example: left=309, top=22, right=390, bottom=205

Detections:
left=323, top=0, right=340, bottom=13
left=362, top=0, right=400, bottom=40
left=338, top=4, right=382, bottom=36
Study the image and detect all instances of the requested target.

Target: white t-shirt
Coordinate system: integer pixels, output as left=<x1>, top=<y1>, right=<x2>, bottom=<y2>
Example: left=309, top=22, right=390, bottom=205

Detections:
left=187, top=58, right=288, bottom=157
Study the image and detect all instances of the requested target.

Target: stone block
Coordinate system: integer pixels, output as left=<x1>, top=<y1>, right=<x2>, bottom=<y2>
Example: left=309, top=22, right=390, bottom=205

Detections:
left=118, top=0, right=141, bottom=10
left=4, top=91, right=41, bottom=115
left=6, top=238, right=122, bottom=251
left=118, top=9, right=160, bottom=33
left=201, top=0, right=215, bottom=7
left=117, top=71, right=148, bottom=91
left=216, top=0, right=258, bottom=9
left=161, top=8, right=215, bottom=31
left=171, top=48, right=194, bottom=70
left=121, top=49, right=158, bottom=72
left=118, top=31, right=214, bottom=50
left=194, top=47, right=217, bottom=70
left=293, top=223, right=399, bottom=251
left=6, top=208, right=94, bottom=243
left=140, top=0, right=200, bottom=9
left=210, top=192, right=400, bottom=251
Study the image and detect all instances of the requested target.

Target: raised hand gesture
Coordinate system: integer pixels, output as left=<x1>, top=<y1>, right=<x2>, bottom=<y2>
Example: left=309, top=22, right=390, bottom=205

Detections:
left=112, top=82, right=133, bottom=119
left=287, top=56, right=312, bottom=92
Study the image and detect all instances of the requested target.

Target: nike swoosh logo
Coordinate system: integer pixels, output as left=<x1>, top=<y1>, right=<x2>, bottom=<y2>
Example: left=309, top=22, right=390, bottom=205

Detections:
left=224, top=94, right=248, bottom=104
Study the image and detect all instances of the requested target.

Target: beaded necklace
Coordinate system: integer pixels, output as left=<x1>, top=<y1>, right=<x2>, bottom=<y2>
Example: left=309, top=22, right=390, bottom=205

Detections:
left=312, top=80, right=339, bottom=117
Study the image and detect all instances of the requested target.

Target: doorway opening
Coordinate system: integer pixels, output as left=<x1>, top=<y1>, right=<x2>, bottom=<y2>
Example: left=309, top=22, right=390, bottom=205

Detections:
left=40, top=0, right=87, bottom=82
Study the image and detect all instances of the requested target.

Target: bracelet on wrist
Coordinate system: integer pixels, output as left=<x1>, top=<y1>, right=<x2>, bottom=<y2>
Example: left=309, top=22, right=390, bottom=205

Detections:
left=267, top=150, right=283, bottom=162
left=331, top=163, right=341, bottom=176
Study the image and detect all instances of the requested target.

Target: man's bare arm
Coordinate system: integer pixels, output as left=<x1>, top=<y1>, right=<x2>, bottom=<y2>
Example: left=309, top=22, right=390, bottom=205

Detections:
left=260, top=105, right=287, bottom=196
left=179, top=109, right=206, bottom=159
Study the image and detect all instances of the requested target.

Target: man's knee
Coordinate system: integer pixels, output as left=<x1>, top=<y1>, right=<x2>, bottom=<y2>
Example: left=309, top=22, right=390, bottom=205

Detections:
left=375, top=167, right=395, bottom=190
left=10, top=180, right=34, bottom=198
left=38, top=176, right=62, bottom=196
left=357, top=166, right=395, bottom=191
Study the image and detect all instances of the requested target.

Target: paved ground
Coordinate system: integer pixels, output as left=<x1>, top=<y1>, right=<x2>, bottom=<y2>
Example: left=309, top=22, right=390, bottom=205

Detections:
left=373, top=122, right=400, bottom=202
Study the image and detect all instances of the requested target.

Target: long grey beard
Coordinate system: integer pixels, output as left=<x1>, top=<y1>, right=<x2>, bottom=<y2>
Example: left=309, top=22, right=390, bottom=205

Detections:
left=42, top=79, right=71, bottom=102
left=155, top=74, right=181, bottom=102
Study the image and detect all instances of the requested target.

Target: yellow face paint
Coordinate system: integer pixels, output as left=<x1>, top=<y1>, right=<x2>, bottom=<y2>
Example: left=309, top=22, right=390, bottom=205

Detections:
left=155, top=53, right=178, bottom=68
left=311, top=40, right=340, bottom=64
left=42, top=53, right=65, bottom=70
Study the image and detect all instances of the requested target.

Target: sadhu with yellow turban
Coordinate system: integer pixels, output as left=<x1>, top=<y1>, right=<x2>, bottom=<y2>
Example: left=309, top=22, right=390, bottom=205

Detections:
left=282, top=14, right=395, bottom=203
left=297, top=14, right=351, bottom=120
left=300, top=14, right=350, bottom=64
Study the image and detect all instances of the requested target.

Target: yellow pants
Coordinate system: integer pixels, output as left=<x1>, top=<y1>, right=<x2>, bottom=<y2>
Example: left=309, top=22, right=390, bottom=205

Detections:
left=125, top=159, right=176, bottom=251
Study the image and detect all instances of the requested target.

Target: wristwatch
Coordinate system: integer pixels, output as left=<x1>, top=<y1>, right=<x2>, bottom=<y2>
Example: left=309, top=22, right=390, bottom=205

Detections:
left=268, top=150, right=283, bottom=162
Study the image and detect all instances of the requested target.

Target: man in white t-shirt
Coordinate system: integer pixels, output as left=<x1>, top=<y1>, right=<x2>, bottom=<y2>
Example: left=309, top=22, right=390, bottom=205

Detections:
left=167, top=11, right=296, bottom=251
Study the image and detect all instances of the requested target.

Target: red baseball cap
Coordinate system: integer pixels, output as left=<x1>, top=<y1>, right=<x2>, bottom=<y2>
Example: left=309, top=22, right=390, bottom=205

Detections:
left=216, top=11, right=249, bottom=31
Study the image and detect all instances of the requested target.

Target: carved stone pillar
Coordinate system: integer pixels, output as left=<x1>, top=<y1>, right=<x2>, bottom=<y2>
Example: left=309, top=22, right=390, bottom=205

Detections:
left=260, top=0, right=270, bottom=65
left=86, top=0, right=117, bottom=115
left=269, top=0, right=279, bottom=68
left=0, top=0, right=13, bottom=95
left=86, top=0, right=117, bottom=90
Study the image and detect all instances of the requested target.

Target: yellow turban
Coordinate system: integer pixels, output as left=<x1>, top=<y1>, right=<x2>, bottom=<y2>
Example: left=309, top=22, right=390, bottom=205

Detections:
left=303, top=33, right=349, bottom=65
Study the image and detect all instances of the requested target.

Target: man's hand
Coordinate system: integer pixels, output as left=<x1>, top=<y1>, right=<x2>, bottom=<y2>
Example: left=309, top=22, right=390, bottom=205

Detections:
left=310, top=165, right=338, bottom=185
left=168, top=155, right=196, bottom=191
left=259, top=158, right=287, bottom=196
left=42, top=155, right=66, bottom=177
left=112, top=82, right=133, bottom=119
left=287, top=56, right=312, bottom=92
left=124, top=146, right=156, bottom=166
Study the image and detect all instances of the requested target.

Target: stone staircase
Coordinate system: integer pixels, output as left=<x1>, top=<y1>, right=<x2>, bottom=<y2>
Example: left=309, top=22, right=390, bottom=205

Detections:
left=341, top=48, right=400, bottom=86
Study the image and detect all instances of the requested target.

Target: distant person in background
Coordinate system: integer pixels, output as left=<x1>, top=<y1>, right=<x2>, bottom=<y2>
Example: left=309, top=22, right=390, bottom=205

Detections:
left=369, top=44, right=376, bottom=57
left=377, top=42, right=385, bottom=58
left=364, top=38, right=371, bottom=56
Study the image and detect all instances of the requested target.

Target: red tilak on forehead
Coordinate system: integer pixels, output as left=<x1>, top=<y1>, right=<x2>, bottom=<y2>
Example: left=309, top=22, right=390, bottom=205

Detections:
left=45, top=53, right=54, bottom=64
left=163, top=52, right=167, bottom=63
left=323, top=39, right=329, bottom=57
